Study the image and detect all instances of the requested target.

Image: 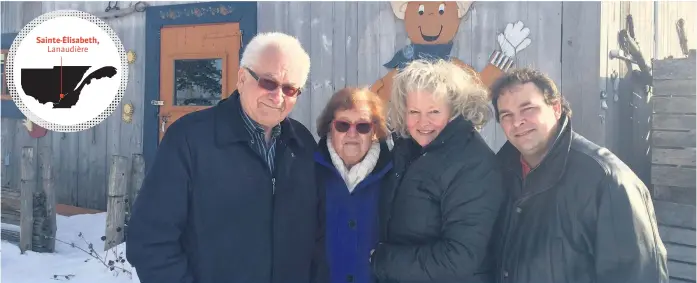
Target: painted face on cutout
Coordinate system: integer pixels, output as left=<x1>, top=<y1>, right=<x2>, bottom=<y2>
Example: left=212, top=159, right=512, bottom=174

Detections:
left=496, top=82, right=562, bottom=159
left=403, top=2, right=461, bottom=45
left=330, top=105, right=376, bottom=167
left=236, top=47, right=303, bottom=130
left=406, top=91, right=451, bottom=147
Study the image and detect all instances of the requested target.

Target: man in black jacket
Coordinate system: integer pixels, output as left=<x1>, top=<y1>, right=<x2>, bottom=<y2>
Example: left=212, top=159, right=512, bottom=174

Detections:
left=489, top=68, right=668, bottom=283
left=126, top=32, right=327, bottom=283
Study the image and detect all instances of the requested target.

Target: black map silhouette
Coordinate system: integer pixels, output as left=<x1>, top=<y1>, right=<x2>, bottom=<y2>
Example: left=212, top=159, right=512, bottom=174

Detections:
left=21, top=66, right=117, bottom=108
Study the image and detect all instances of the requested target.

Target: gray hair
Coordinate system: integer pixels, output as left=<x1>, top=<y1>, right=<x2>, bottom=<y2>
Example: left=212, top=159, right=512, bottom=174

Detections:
left=388, top=59, right=491, bottom=138
left=240, top=32, right=311, bottom=88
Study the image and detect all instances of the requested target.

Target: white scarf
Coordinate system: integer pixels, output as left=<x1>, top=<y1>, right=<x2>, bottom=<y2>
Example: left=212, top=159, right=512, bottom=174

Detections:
left=327, top=135, right=381, bottom=193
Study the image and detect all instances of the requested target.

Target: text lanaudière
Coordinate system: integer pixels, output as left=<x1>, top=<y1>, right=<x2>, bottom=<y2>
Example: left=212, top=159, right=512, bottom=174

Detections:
left=36, top=36, right=99, bottom=44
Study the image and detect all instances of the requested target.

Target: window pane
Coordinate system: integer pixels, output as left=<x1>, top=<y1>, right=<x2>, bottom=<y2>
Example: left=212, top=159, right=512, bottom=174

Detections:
left=173, top=58, right=223, bottom=106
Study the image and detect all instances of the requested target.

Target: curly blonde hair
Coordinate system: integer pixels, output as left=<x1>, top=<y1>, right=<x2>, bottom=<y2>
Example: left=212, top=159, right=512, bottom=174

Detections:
left=389, top=59, right=491, bottom=138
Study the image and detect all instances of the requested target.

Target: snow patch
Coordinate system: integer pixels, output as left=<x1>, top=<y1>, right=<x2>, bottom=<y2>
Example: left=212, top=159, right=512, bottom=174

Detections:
left=1, top=213, right=139, bottom=283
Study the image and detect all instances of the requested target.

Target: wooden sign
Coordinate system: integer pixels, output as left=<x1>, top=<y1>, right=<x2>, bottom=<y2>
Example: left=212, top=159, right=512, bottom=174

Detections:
left=370, top=1, right=533, bottom=102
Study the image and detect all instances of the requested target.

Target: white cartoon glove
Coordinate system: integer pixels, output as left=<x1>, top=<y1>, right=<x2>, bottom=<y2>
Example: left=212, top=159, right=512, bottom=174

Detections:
left=490, top=21, right=532, bottom=71
left=498, top=21, right=532, bottom=57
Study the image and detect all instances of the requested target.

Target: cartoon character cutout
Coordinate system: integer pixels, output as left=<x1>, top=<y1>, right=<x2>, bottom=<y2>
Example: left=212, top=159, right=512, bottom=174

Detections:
left=370, top=1, right=532, bottom=102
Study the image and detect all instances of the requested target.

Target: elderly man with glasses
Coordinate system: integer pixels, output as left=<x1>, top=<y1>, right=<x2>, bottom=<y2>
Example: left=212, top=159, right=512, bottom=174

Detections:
left=126, top=32, right=327, bottom=283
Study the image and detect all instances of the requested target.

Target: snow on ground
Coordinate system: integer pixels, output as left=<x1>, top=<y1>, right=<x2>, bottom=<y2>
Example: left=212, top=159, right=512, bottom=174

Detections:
left=1, top=213, right=139, bottom=283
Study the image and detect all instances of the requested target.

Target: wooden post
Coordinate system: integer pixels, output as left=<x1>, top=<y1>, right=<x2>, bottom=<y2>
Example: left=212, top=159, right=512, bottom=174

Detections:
left=104, top=155, right=129, bottom=251
left=129, top=153, right=145, bottom=211
left=19, top=146, right=35, bottom=254
left=39, top=147, right=56, bottom=252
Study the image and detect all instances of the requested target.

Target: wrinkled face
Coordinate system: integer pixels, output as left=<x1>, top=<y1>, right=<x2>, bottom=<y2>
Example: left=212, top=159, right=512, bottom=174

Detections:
left=404, top=2, right=461, bottom=45
left=497, top=82, right=562, bottom=158
left=330, top=106, right=375, bottom=167
left=406, top=91, right=451, bottom=147
left=237, top=47, right=303, bottom=129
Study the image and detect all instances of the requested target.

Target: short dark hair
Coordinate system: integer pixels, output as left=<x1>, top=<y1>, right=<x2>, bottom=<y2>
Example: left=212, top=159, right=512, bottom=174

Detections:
left=316, top=87, right=389, bottom=140
left=490, top=68, right=572, bottom=122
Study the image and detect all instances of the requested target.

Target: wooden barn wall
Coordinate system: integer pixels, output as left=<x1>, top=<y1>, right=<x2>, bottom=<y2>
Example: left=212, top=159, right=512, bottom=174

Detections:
left=6, top=1, right=688, bottom=210
left=265, top=1, right=565, bottom=153
left=1, top=1, right=570, bottom=210
left=654, top=1, right=696, bottom=60
left=1, top=1, right=193, bottom=210
left=594, top=1, right=696, bottom=185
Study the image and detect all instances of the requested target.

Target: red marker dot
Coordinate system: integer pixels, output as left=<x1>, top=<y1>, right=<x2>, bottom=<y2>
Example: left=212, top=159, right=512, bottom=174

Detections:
left=60, top=93, right=65, bottom=99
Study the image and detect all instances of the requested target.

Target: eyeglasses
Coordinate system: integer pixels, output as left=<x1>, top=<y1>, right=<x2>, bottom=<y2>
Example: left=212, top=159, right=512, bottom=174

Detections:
left=245, top=67, right=301, bottom=97
left=333, top=120, right=373, bottom=134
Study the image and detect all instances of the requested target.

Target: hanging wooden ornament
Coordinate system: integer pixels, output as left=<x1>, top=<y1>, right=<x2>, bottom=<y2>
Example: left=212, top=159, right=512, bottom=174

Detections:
left=23, top=118, right=48, bottom=138
left=127, top=50, right=137, bottom=64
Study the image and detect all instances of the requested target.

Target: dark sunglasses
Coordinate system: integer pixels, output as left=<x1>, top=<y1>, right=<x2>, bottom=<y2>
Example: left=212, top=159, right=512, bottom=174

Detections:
left=333, top=120, right=373, bottom=134
left=245, top=67, right=301, bottom=97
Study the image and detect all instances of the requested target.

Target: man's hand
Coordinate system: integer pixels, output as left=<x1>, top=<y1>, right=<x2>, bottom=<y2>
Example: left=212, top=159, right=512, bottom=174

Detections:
left=497, top=21, right=532, bottom=58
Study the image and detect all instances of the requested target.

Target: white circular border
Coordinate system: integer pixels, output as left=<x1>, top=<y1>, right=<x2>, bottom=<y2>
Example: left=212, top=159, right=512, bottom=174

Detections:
left=6, top=10, right=129, bottom=133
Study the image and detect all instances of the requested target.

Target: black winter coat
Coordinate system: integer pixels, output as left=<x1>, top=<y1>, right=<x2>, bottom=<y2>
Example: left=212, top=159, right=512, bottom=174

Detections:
left=371, top=116, right=505, bottom=283
left=491, top=114, right=669, bottom=283
left=126, top=93, right=327, bottom=283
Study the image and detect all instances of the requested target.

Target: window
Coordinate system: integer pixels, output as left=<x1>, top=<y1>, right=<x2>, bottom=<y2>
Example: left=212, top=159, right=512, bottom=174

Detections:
left=173, top=58, right=223, bottom=106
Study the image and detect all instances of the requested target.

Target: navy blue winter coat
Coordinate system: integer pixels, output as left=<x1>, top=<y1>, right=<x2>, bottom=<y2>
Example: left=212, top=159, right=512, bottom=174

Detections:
left=315, top=137, right=393, bottom=283
left=126, top=93, right=327, bottom=283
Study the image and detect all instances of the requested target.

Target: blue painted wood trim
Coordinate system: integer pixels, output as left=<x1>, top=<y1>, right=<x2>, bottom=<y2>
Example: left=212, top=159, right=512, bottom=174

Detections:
left=144, top=2, right=258, bottom=172
left=2, top=33, right=18, bottom=49
left=1, top=32, right=24, bottom=119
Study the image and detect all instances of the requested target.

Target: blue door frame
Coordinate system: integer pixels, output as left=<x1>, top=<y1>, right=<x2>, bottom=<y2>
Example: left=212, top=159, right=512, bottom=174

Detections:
left=143, top=1, right=257, bottom=173
left=1, top=32, right=26, bottom=119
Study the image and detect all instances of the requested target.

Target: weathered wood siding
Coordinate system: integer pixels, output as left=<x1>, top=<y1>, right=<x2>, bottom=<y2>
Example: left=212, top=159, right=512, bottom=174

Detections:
left=592, top=1, right=696, bottom=185
left=651, top=56, right=696, bottom=283
left=1, top=1, right=192, bottom=210
left=1, top=1, right=693, bottom=210
left=266, top=1, right=564, bottom=153
left=654, top=1, right=696, bottom=60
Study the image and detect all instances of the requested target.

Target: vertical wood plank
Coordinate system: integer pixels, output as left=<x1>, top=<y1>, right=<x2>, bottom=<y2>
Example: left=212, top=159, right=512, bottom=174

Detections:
left=38, top=146, right=56, bottom=252
left=469, top=1, right=501, bottom=150
left=59, top=132, right=79, bottom=206
left=256, top=2, right=277, bottom=32
left=1, top=119, right=17, bottom=188
left=629, top=2, right=656, bottom=187
left=561, top=1, right=602, bottom=144
left=77, top=123, right=108, bottom=210
left=451, top=0, right=473, bottom=73
left=104, top=7, right=123, bottom=173
left=597, top=1, right=611, bottom=149
left=356, top=2, right=381, bottom=88
left=12, top=122, right=38, bottom=196
left=602, top=1, right=623, bottom=154
left=526, top=2, right=563, bottom=84
left=309, top=1, right=335, bottom=136
left=129, top=153, right=145, bottom=206
left=19, top=146, right=35, bottom=253
left=332, top=1, right=347, bottom=91
left=287, top=2, right=313, bottom=127
left=377, top=1, right=396, bottom=80
left=655, top=1, right=697, bottom=59
left=104, top=155, right=129, bottom=251
left=344, top=2, right=359, bottom=88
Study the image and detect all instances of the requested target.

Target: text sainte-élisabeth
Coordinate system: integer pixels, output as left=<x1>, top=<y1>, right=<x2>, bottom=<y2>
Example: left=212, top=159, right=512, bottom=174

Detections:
left=37, top=36, right=100, bottom=53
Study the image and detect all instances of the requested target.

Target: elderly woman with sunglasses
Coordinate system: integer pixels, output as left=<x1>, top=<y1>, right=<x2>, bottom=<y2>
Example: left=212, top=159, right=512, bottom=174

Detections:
left=369, top=59, right=505, bottom=283
left=314, top=87, right=394, bottom=283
